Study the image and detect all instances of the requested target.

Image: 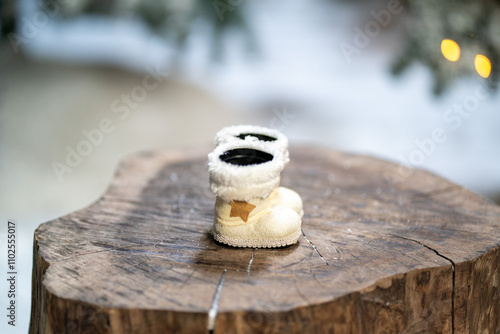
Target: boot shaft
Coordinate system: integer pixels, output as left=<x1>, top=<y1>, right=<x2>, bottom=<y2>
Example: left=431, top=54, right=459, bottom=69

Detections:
left=208, top=141, right=285, bottom=203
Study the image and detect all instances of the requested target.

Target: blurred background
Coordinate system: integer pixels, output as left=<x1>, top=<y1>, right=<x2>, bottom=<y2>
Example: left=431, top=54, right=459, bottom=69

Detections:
left=1, top=0, right=499, bottom=332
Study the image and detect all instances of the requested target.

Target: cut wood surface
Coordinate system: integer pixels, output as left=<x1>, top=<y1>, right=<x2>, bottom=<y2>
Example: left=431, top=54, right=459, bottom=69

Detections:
left=30, top=146, right=500, bottom=334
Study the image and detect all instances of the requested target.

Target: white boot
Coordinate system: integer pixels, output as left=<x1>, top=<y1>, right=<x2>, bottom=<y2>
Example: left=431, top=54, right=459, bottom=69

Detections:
left=214, top=125, right=303, bottom=218
left=208, top=141, right=302, bottom=248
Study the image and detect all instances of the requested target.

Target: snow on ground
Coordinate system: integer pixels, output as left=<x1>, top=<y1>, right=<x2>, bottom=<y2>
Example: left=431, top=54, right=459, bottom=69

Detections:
left=21, top=0, right=499, bottom=197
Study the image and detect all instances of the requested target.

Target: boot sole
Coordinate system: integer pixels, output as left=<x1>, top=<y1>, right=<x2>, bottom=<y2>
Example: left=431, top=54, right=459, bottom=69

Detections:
left=212, top=227, right=302, bottom=248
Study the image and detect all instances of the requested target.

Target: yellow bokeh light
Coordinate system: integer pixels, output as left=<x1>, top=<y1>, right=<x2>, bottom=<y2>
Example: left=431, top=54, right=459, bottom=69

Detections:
left=475, top=55, right=491, bottom=78
left=441, top=39, right=460, bottom=62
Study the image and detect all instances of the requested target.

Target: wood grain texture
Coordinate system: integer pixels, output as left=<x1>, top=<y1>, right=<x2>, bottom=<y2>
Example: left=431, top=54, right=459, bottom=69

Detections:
left=29, top=146, right=500, bottom=334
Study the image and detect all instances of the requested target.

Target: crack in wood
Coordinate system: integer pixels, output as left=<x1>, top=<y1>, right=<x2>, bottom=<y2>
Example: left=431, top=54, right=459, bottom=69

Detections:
left=389, top=234, right=456, bottom=334
left=413, top=185, right=462, bottom=199
left=294, top=281, right=311, bottom=304
left=247, top=249, right=255, bottom=276
left=179, top=269, right=196, bottom=289
left=207, top=269, right=227, bottom=333
left=48, top=248, right=116, bottom=264
left=302, top=230, right=329, bottom=266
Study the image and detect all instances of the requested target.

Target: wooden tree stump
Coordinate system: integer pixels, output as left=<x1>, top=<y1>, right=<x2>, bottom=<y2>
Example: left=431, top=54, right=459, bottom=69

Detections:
left=30, top=146, right=500, bottom=334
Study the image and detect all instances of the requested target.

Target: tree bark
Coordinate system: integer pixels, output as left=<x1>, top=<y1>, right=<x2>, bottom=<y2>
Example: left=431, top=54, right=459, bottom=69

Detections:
left=29, top=146, right=500, bottom=333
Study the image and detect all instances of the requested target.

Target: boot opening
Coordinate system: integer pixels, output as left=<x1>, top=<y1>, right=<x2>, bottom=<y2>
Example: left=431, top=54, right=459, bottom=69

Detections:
left=236, top=133, right=277, bottom=142
left=220, top=148, right=273, bottom=166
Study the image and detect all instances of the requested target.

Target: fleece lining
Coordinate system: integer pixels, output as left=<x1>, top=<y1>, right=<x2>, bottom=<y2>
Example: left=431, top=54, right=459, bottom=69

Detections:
left=214, top=124, right=290, bottom=164
left=208, top=141, right=284, bottom=202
